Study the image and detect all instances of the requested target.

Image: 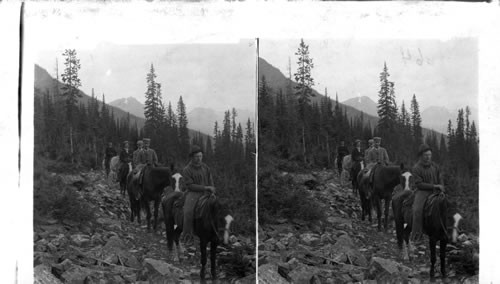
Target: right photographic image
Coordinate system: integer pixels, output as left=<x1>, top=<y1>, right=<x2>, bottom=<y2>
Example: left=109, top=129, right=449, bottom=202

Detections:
left=258, top=38, right=479, bottom=283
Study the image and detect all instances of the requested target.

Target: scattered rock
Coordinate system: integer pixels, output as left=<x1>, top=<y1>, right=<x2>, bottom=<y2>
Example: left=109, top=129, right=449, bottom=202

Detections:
left=34, top=264, right=63, bottom=284
left=143, top=258, right=184, bottom=280
left=96, top=217, right=122, bottom=230
left=368, top=257, right=412, bottom=280
left=60, top=264, right=103, bottom=283
left=299, top=233, right=321, bottom=247
left=258, top=263, right=289, bottom=284
left=70, top=234, right=91, bottom=247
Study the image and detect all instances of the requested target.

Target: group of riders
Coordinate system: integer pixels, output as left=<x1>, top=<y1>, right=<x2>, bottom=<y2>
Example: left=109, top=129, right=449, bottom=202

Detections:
left=337, top=137, right=444, bottom=243
left=103, top=139, right=215, bottom=245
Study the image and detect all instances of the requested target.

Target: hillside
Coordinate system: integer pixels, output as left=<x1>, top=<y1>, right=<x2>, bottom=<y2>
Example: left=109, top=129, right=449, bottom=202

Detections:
left=109, top=97, right=145, bottom=119
left=258, top=57, right=445, bottom=140
left=342, top=96, right=378, bottom=117
left=35, top=64, right=211, bottom=141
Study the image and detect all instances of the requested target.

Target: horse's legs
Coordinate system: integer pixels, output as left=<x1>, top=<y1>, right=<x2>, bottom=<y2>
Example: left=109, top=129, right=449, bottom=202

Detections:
left=429, top=237, right=437, bottom=279
left=440, top=239, right=447, bottom=278
left=384, top=197, right=391, bottom=232
left=210, top=239, right=218, bottom=280
left=200, top=238, right=208, bottom=280
left=153, top=197, right=160, bottom=231
left=374, top=196, right=382, bottom=231
left=144, top=200, right=152, bottom=230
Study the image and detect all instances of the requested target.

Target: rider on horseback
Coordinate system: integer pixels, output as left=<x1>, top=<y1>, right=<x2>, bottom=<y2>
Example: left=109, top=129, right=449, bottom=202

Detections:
left=182, top=145, right=216, bottom=246
left=350, top=139, right=364, bottom=181
left=337, top=140, right=350, bottom=175
left=411, top=144, right=445, bottom=242
left=137, top=138, right=158, bottom=186
left=118, top=141, right=133, bottom=183
left=365, top=137, right=390, bottom=186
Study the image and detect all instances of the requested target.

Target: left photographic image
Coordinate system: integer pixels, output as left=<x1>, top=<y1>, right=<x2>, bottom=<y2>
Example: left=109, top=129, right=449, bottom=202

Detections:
left=26, top=5, right=256, bottom=283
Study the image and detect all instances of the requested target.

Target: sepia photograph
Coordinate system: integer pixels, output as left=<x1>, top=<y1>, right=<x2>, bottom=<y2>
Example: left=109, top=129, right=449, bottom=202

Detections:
left=258, top=38, right=479, bottom=283
left=24, top=5, right=256, bottom=283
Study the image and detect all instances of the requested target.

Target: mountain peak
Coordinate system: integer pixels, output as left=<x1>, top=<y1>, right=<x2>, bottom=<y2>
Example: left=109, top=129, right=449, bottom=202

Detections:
left=342, top=96, right=378, bottom=117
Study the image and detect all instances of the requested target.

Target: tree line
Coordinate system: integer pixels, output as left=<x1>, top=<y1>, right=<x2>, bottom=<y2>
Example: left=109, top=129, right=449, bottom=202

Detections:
left=259, top=39, right=479, bottom=178
left=34, top=49, right=256, bottom=234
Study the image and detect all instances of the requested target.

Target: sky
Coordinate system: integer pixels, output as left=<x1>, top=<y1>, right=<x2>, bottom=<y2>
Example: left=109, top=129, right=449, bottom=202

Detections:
left=36, top=40, right=256, bottom=113
left=260, top=38, right=478, bottom=113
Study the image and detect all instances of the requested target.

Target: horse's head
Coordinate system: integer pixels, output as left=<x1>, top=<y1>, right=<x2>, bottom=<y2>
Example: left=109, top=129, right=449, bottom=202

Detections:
left=169, top=164, right=183, bottom=192
left=214, top=197, right=234, bottom=245
left=399, top=163, right=414, bottom=191
left=444, top=199, right=463, bottom=243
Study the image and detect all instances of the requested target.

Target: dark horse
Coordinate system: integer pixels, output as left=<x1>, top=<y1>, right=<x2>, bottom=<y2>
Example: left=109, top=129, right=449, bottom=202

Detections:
left=194, top=193, right=233, bottom=281
left=119, top=162, right=132, bottom=196
left=391, top=169, right=415, bottom=261
left=351, top=160, right=364, bottom=195
left=423, top=192, right=462, bottom=279
left=127, top=165, right=172, bottom=230
left=356, top=169, right=373, bottom=222
left=371, top=163, right=410, bottom=232
left=161, top=190, right=184, bottom=262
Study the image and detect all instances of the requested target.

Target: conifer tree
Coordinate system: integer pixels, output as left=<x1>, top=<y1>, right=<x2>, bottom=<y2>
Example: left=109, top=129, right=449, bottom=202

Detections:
left=377, top=62, right=398, bottom=138
left=177, top=96, right=190, bottom=159
left=410, top=94, right=422, bottom=144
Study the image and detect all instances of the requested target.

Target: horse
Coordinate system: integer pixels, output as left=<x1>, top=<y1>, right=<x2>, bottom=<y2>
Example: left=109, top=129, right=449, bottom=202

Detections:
left=391, top=169, right=416, bottom=261
left=126, top=168, right=142, bottom=224
left=423, top=192, right=462, bottom=279
left=108, top=155, right=120, bottom=182
left=351, top=160, right=364, bottom=195
left=118, top=162, right=132, bottom=196
left=140, top=165, right=173, bottom=231
left=161, top=171, right=185, bottom=262
left=371, top=163, right=410, bottom=232
left=339, top=155, right=352, bottom=187
left=356, top=169, right=373, bottom=222
left=193, top=193, right=233, bottom=281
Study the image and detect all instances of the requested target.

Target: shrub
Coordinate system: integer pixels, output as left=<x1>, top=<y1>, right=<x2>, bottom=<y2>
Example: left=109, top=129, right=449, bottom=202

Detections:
left=258, top=165, right=325, bottom=225
left=34, top=156, right=95, bottom=224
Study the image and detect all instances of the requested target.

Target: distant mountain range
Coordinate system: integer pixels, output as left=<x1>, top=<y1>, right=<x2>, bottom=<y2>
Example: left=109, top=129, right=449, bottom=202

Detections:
left=341, top=96, right=478, bottom=134
left=109, top=97, right=255, bottom=137
left=258, top=57, right=445, bottom=139
left=34, top=64, right=211, bottom=140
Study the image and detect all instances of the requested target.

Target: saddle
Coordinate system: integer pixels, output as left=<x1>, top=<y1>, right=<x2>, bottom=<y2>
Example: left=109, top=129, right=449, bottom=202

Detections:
left=423, top=191, right=446, bottom=222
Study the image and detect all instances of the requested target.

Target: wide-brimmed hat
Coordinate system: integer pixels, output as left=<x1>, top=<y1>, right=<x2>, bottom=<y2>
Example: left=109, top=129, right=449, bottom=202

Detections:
left=190, top=145, right=203, bottom=157
left=354, top=139, right=361, bottom=145
left=373, top=137, right=382, bottom=142
left=143, top=138, right=151, bottom=143
left=368, top=139, right=374, bottom=143
left=137, top=140, right=143, bottom=144
left=123, top=141, right=129, bottom=146
left=418, top=144, right=432, bottom=156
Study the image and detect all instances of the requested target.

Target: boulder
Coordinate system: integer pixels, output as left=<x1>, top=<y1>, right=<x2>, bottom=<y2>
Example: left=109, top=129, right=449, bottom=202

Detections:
left=142, top=258, right=184, bottom=281
left=299, top=233, right=321, bottom=247
left=258, top=263, right=289, bottom=284
left=319, top=234, right=368, bottom=267
left=34, top=265, right=63, bottom=284
left=291, top=173, right=317, bottom=186
left=367, top=257, right=412, bottom=280
left=70, top=234, right=91, bottom=247
left=235, top=273, right=256, bottom=284
left=61, top=265, right=104, bottom=283
left=288, top=263, right=330, bottom=283
left=96, top=217, right=122, bottom=230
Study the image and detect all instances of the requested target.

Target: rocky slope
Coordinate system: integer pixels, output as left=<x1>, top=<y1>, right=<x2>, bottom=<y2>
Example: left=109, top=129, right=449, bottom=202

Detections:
left=34, top=170, right=255, bottom=283
left=258, top=170, right=479, bottom=284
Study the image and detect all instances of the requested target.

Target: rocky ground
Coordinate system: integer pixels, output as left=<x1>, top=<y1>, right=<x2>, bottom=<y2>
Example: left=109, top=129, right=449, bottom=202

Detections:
left=258, top=170, right=479, bottom=284
left=34, top=170, right=255, bottom=283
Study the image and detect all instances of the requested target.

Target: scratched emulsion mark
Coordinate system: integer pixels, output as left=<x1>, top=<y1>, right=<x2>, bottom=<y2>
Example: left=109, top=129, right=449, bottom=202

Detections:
left=400, top=47, right=433, bottom=66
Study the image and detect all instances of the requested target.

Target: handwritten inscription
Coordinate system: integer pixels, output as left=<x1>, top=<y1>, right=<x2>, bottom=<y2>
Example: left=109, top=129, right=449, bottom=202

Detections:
left=400, top=47, right=433, bottom=66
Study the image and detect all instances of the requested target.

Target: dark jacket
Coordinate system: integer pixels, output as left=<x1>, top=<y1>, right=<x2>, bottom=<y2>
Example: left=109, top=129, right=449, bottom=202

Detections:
left=337, top=146, right=349, bottom=161
left=105, top=147, right=117, bottom=160
left=351, top=147, right=364, bottom=162
left=119, top=148, right=133, bottom=164
left=412, top=161, right=443, bottom=191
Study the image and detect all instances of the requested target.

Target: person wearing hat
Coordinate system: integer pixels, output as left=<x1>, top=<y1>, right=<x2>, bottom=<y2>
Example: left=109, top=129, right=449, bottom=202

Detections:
left=118, top=141, right=133, bottom=183
left=336, top=140, right=350, bottom=176
left=365, top=137, right=390, bottom=186
left=181, top=145, right=216, bottom=246
left=350, top=139, right=364, bottom=181
left=364, top=139, right=374, bottom=165
left=131, top=140, right=146, bottom=185
left=137, top=138, right=158, bottom=186
left=104, top=142, right=117, bottom=178
left=411, top=144, right=445, bottom=242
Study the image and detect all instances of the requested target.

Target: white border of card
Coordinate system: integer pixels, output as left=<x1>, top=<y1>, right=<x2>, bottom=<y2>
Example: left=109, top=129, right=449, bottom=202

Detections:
left=2, top=1, right=499, bottom=283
